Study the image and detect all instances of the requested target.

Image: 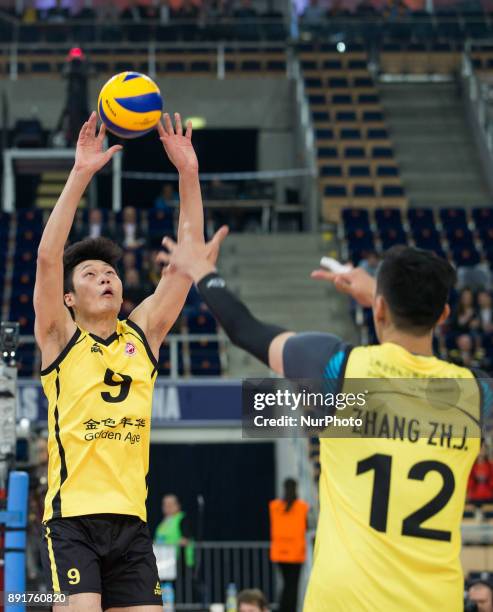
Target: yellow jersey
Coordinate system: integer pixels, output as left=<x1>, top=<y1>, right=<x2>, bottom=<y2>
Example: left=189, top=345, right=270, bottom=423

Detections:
left=283, top=335, right=485, bottom=612
left=40, top=319, right=158, bottom=523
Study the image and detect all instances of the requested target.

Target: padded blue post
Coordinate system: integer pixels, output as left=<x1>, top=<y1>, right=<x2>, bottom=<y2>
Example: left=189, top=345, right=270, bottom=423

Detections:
left=4, top=471, right=29, bottom=612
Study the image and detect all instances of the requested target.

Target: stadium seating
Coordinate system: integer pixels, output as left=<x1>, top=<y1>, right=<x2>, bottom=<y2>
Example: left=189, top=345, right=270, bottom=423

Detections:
left=303, top=48, right=407, bottom=221
left=2, top=210, right=222, bottom=378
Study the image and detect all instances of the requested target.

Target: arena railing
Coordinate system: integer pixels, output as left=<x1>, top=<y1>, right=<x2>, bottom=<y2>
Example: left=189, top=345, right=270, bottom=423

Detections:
left=462, top=42, right=493, bottom=198
left=155, top=540, right=277, bottom=609
left=0, top=17, right=289, bottom=48
left=2, top=148, right=314, bottom=230
left=19, top=333, right=228, bottom=379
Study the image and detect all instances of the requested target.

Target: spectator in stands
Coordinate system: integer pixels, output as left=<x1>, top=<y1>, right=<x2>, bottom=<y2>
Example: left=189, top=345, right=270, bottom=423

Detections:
left=477, top=290, right=493, bottom=335
left=233, top=0, right=258, bottom=39
left=467, top=580, right=493, bottom=612
left=449, top=333, right=485, bottom=368
left=46, top=0, right=69, bottom=22
left=120, top=206, right=145, bottom=250
left=356, top=0, right=377, bottom=16
left=237, top=589, right=270, bottom=612
left=269, top=478, right=309, bottom=612
left=457, top=255, right=491, bottom=292
left=358, top=251, right=380, bottom=278
left=20, top=0, right=38, bottom=24
left=154, top=183, right=178, bottom=212
left=154, top=494, right=195, bottom=594
left=87, top=208, right=104, bottom=239
left=301, top=0, right=325, bottom=25
left=450, top=288, right=479, bottom=335
left=146, top=249, right=165, bottom=289
left=121, top=0, right=146, bottom=22
left=468, top=443, right=493, bottom=506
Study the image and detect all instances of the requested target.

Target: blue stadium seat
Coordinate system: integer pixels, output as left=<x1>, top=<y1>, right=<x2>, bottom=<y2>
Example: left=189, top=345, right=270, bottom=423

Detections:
left=452, top=246, right=480, bottom=267
left=332, top=94, right=352, bottom=105
left=322, top=59, right=342, bottom=70
left=342, top=208, right=370, bottom=230
left=346, top=228, right=375, bottom=251
left=190, top=353, right=221, bottom=376
left=187, top=310, right=217, bottom=334
left=341, top=128, right=361, bottom=140
left=318, top=147, right=338, bottom=159
left=344, top=147, right=366, bottom=159
left=439, top=207, right=467, bottom=229
left=408, top=208, right=435, bottom=229
left=315, top=128, right=334, bottom=139
left=349, top=165, right=370, bottom=177
left=382, top=185, right=405, bottom=197
left=353, top=184, right=376, bottom=197
left=16, top=209, right=44, bottom=227
left=472, top=207, right=493, bottom=227
left=324, top=185, right=347, bottom=197
left=380, top=228, right=407, bottom=250
left=354, top=77, right=373, bottom=87
left=358, top=94, right=379, bottom=104
left=312, top=111, right=330, bottom=122
left=305, top=77, right=323, bottom=88
left=375, top=208, right=403, bottom=230
left=377, top=165, right=399, bottom=177
left=367, top=128, right=389, bottom=140
left=328, top=77, right=349, bottom=88
left=16, top=344, right=36, bottom=378
left=477, top=226, right=493, bottom=246
left=348, top=59, right=367, bottom=70
left=157, top=344, right=184, bottom=376
left=336, top=111, right=357, bottom=122
left=412, top=227, right=442, bottom=252
left=446, top=227, right=475, bottom=247
left=363, top=111, right=384, bottom=122
left=372, top=147, right=394, bottom=159
left=320, top=165, right=343, bottom=177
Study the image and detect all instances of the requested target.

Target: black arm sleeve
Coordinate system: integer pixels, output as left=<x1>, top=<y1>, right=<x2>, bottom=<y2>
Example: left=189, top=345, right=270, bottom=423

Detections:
left=196, top=272, right=286, bottom=366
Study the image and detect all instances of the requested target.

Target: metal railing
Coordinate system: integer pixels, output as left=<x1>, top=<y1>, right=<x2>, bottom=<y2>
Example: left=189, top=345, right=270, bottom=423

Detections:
left=156, top=541, right=278, bottom=609
left=19, top=333, right=227, bottom=379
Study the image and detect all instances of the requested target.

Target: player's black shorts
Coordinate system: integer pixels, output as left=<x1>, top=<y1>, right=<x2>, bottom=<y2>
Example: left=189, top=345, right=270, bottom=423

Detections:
left=40, top=513, right=163, bottom=610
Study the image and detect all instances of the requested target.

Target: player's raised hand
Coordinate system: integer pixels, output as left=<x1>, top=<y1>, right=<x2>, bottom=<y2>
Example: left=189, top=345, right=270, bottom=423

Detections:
left=158, top=112, right=198, bottom=174
left=74, top=112, right=122, bottom=175
left=311, top=266, right=376, bottom=308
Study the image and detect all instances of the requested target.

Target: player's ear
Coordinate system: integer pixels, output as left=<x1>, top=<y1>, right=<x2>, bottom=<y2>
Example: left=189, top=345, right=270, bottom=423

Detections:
left=437, top=303, right=450, bottom=326
left=373, top=294, right=386, bottom=323
left=64, top=292, right=75, bottom=308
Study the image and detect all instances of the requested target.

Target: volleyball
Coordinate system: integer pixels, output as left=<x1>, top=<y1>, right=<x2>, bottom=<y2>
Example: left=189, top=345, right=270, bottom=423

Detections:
left=97, top=71, right=163, bottom=139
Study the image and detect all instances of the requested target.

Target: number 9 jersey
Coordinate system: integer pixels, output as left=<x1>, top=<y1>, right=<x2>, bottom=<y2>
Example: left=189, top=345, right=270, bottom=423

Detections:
left=40, top=319, right=158, bottom=524
left=283, top=334, right=489, bottom=612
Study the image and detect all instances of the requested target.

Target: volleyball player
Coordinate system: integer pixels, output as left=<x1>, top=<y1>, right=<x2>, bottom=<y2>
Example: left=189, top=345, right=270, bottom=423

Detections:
left=34, top=111, right=226, bottom=612
left=160, top=236, right=490, bottom=612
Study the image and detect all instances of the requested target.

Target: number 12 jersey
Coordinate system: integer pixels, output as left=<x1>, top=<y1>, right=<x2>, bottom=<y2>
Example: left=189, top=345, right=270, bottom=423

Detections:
left=283, top=334, right=487, bottom=612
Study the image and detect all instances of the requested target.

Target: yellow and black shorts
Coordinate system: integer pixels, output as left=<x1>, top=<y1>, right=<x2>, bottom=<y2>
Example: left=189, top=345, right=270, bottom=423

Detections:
left=40, top=513, right=162, bottom=609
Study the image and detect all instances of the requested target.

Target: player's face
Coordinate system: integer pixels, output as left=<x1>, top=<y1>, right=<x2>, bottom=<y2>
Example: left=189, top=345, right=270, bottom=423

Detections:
left=66, top=260, right=123, bottom=318
left=469, top=585, right=493, bottom=612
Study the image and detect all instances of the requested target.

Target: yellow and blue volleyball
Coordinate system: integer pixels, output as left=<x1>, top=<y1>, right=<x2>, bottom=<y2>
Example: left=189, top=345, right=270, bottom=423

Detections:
left=97, top=71, right=163, bottom=139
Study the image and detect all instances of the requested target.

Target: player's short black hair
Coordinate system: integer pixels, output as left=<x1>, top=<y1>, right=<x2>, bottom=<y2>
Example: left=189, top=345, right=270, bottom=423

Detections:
left=63, top=237, right=122, bottom=294
left=376, top=245, right=457, bottom=334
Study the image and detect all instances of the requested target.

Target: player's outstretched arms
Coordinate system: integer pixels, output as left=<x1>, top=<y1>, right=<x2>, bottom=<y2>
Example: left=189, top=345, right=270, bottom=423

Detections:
left=34, top=112, right=122, bottom=367
left=311, top=266, right=376, bottom=308
left=129, top=114, right=206, bottom=358
left=158, top=233, right=294, bottom=375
